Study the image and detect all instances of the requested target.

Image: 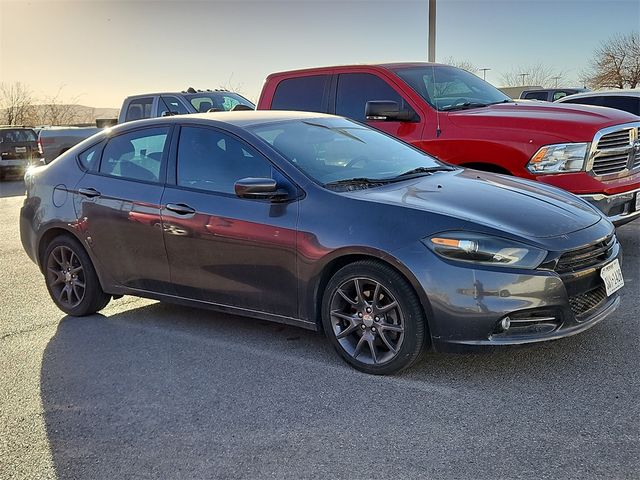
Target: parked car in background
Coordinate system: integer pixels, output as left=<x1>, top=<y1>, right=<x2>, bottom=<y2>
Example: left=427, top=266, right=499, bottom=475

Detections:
left=520, top=88, right=589, bottom=102
left=20, top=111, right=624, bottom=374
left=38, top=126, right=102, bottom=164
left=258, top=63, right=640, bottom=226
left=118, top=88, right=255, bottom=123
left=38, top=88, right=255, bottom=165
left=555, top=90, right=640, bottom=116
left=0, top=126, right=41, bottom=180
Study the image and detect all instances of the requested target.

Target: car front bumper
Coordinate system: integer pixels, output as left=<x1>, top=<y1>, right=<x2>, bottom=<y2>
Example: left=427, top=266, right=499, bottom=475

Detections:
left=579, top=188, right=640, bottom=227
left=393, top=226, right=622, bottom=349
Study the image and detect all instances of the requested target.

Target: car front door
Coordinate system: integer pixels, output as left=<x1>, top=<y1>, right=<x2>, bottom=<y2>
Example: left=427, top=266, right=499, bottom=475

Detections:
left=161, top=125, right=299, bottom=318
left=333, top=72, right=423, bottom=143
left=74, top=126, right=172, bottom=292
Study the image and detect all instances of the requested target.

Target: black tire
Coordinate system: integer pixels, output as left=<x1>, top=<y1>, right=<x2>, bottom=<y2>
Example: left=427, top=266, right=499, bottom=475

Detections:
left=321, top=260, right=428, bottom=375
left=43, top=235, right=111, bottom=316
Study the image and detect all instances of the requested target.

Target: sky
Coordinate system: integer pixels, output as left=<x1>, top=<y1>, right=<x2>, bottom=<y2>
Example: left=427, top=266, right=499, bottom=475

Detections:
left=1, top=0, right=638, bottom=108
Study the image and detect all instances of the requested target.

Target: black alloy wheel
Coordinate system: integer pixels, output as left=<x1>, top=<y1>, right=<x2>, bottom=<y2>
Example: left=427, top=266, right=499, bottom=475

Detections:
left=44, top=236, right=111, bottom=316
left=322, top=260, right=427, bottom=374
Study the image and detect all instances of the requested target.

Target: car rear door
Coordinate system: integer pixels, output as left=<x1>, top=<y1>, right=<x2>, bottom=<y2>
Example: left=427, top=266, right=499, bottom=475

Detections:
left=160, top=124, right=299, bottom=318
left=74, top=126, right=173, bottom=292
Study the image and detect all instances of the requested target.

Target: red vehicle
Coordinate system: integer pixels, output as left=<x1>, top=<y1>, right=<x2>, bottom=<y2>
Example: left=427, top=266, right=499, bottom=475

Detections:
left=258, top=63, right=640, bottom=226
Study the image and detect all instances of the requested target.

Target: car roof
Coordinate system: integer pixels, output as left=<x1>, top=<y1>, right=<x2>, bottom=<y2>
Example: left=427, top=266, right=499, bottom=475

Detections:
left=112, top=111, right=338, bottom=130
left=557, top=90, right=640, bottom=101
left=266, top=62, right=450, bottom=78
left=124, top=90, right=237, bottom=99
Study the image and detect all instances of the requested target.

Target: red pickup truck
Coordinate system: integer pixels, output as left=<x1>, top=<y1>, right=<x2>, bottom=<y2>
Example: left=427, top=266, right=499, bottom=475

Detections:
left=258, top=63, right=640, bottom=226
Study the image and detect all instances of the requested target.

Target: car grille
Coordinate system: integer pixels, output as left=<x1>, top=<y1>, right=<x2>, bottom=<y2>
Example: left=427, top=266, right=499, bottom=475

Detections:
left=569, top=285, right=608, bottom=318
left=590, top=124, right=638, bottom=176
left=555, top=235, right=616, bottom=274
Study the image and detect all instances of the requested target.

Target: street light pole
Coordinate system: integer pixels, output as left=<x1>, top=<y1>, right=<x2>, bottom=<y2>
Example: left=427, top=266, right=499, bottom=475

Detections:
left=428, top=0, right=436, bottom=62
left=552, top=76, right=561, bottom=88
left=480, top=68, right=491, bottom=81
left=519, top=73, right=529, bottom=86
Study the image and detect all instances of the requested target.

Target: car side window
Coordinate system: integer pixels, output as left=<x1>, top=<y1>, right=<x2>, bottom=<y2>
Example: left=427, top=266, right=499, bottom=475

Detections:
left=271, top=75, right=329, bottom=112
left=601, top=96, right=640, bottom=115
left=99, top=128, right=169, bottom=182
left=158, top=96, right=189, bottom=116
left=336, top=73, right=415, bottom=121
left=78, top=142, right=103, bottom=171
left=176, top=126, right=272, bottom=195
left=125, top=98, right=154, bottom=121
left=523, top=92, right=548, bottom=101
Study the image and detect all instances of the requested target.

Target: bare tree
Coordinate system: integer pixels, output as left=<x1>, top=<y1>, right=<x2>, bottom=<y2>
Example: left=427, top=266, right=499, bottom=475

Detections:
left=0, top=82, right=34, bottom=125
left=581, top=32, right=640, bottom=89
left=40, top=86, right=82, bottom=125
left=500, top=63, right=569, bottom=87
left=441, top=56, right=479, bottom=74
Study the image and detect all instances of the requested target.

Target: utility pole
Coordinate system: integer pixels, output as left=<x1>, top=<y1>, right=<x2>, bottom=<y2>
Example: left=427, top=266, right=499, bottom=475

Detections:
left=519, top=73, right=529, bottom=86
left=552, top=76, right=561, bottom=87
left=480, top=68, right=491, bottom=81
left=428, top=0, right=436, bottom=62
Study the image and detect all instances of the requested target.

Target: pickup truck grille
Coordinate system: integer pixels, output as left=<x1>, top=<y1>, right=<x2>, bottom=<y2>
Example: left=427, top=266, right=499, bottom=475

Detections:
left=590, top=124, right=639, bottom=176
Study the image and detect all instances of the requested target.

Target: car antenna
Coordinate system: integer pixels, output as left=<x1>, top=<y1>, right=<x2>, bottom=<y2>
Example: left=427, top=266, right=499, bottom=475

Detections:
left=431, top=63, right=441, bottom=138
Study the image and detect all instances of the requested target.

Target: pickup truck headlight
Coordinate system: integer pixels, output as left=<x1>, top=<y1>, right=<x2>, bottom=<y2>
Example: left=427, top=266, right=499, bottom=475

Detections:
left=424, top=232, right=547, bottom=269
left=526, top=143, right=589, bottom=174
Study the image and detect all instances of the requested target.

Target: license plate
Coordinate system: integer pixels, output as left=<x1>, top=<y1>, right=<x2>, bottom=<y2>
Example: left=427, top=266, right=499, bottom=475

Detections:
left=635, top=193, right=640, bottom=211
left=600, top=259, right=624, bottom=296
left=0, top=159, right=25, bottom=166
left=15, top=146, right=26, bottom=153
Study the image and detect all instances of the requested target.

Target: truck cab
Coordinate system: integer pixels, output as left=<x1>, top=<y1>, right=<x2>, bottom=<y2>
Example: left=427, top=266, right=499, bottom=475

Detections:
left=119, top=88, right=255, bottom=123
left=257, top=63, right=640, bottom=225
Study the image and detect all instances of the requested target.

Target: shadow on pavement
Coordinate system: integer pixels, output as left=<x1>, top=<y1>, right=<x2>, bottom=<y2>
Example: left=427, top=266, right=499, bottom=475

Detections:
left=39, top=288, right=638, bottom=478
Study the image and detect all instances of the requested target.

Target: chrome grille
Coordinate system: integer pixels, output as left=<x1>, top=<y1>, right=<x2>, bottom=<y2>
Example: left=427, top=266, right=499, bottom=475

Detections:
left=569, top=285, right=608, bottom=318
left=555, top=235, right=616, bottom=273
left=590, top=124, right=638, bottom=176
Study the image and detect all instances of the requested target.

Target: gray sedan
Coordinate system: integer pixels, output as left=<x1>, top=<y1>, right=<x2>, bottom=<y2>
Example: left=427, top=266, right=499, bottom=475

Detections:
left=20, top=112, right=624, bottom=374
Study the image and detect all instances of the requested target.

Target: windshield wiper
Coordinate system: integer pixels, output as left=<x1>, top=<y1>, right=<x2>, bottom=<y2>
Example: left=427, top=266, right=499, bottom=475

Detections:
left=388, top=166, right=456, bottom=181
left=324, top=177, right=389, bottom=188
left=441, top=102, right=489, bottom=112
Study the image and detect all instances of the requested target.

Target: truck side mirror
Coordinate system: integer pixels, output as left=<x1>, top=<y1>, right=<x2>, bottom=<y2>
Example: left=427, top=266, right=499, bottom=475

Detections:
left=365, top=100, right=416, bottom=122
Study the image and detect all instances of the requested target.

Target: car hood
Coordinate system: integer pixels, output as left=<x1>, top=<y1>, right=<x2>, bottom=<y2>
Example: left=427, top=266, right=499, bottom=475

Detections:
left=345, top=170, right=603, bottom=239
left=447, top=102, right=638, bottom=142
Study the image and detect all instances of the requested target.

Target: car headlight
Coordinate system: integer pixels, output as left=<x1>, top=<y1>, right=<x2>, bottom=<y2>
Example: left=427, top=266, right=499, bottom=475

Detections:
left=423, top=232, right=547, bottom=269
left=526, top=143, right=589, bottom=174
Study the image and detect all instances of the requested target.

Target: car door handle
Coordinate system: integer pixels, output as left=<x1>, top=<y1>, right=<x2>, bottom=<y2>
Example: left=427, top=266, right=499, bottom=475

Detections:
left=78, top=187, right=101, bottom=198
left=165, top=203, right=196, bottom=215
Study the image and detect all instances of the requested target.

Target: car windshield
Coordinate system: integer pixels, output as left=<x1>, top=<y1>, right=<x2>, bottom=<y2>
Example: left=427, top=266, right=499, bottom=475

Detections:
left=0, top=129, right=37, bottom=143
left=249, top=117, right=449, bottom=187
left=185, top=92, right=255, bottom=113
left=393, top=65, right=512, bottom=112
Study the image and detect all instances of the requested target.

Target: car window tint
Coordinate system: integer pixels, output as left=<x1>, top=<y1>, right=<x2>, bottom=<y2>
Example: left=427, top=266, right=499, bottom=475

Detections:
left=177, top=126, right=272, bottom=194
left=78, top=142, right=102, bottom=171
left=0, top=129, right=37, bottom=142
left=125, top=98, right=154, bottom=121
left=100, top=128, right=169, bottom=182
left=158, top=96, right=189, bottom=116
left=271, top=75, right=329, bottom=112
left=523, top=92, right=548, bottom=101
left=600, top=96, right=640, bottom=115
left=336, top=73, right=410, bottom=121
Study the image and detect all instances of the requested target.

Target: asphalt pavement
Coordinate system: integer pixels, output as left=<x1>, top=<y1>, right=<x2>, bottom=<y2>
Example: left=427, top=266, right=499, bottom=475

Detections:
left=0, top=179, right=638, bottom=479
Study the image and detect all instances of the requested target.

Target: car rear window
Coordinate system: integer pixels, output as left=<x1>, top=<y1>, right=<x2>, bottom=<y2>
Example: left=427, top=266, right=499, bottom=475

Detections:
left=0, top=129, right=37, bottom=143
left=270, top=75, right=329, bottom=113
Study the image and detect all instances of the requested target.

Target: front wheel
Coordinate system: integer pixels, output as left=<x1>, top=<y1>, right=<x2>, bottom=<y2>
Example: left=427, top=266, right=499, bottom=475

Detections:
left=44, top=235, right=111, bottom=316
left=322, top=260, right=427, bottom=374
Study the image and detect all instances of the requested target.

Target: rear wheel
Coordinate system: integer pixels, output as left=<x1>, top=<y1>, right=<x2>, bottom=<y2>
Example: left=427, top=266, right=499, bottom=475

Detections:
left=322, top=260, right=427, bottom=374
left=44, top=236, right=110, bottom=316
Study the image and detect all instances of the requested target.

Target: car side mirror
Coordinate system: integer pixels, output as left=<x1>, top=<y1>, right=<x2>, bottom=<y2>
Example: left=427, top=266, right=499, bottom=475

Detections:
left=365, top=100, right=416, bottom=122
left=234, top=177, right=289, bottom=201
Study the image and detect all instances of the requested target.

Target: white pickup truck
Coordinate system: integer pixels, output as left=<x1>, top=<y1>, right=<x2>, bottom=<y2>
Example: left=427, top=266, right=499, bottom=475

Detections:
left=38, top=88, right=254, bottom=163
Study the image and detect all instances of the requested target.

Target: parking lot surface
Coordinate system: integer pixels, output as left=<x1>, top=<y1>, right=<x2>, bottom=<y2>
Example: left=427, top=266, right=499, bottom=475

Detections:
left=1, top=180, right=638, bottom=479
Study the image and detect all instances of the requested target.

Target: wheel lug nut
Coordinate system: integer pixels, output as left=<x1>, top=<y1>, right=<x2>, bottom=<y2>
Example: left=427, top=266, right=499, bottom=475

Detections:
left=371, top=327, right=376, bottom=332
left=374, top=316, right=380, bottom=322
left=358, top=312, right=363, bottom=318
left=366, top=307, right=372, bottom=313
left=361, top=324, right=366, bottom=330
